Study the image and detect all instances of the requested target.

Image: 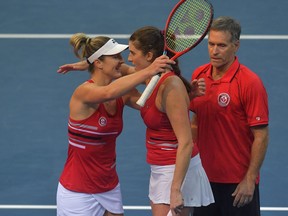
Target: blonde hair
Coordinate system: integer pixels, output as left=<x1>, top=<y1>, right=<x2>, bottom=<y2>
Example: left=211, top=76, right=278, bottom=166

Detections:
left=69, top=33, right=110, bottom=71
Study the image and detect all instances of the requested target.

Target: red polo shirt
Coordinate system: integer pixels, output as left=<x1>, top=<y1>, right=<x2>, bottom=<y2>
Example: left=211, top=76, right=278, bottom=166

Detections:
left=190, top=57, right=269, bottom=183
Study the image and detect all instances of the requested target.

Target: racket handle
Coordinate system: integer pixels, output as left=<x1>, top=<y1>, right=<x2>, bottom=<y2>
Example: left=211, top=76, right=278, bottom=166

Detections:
left=136, top=74, right=161, bottom=107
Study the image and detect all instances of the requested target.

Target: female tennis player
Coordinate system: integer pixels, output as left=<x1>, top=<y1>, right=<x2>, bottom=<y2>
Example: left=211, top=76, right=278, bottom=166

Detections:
left=128, top=26, right=214, bottom=216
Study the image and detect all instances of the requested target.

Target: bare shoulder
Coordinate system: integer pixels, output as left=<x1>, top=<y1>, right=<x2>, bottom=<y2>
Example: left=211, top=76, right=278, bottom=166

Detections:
left=157, top=75, right=189, bottom=109
left=73, top=81, right=99, bottom=100
left=161, top=75, right=186, bottom=93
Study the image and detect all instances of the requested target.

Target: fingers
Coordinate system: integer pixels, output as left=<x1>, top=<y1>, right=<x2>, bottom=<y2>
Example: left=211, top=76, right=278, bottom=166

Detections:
left=198, top=78, right=205, bottom=82
left=191, top=80, right=198, bottom=86
left=57, top=65, right=67, bottom=74
left=57, top=65, right=74, bottom=74
left=170, top=196, right=184, bottom=216
left=57, top=68, right=67, bottom=74
left=243, top=197, right=251, bottom=205
left=172, top=204, right=184, bottom=215
left=190, top=78, right=206, bottom=98
left=152, top=56, right=175, bottom=74
left=233, top=195, right=253, bottom=208
left=232, top=183, right=254, bottom=208
left=197, top=79, right=206, bottom=91
left=158, top=55, right=176, bottom=65
left=238, top=197, right=252, bottom=207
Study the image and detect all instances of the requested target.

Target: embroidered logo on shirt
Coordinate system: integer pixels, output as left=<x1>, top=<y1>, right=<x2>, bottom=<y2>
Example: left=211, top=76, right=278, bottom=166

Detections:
left=98, top=117, right=107, bottom=126
left=218, top=93, right=230, bottom=107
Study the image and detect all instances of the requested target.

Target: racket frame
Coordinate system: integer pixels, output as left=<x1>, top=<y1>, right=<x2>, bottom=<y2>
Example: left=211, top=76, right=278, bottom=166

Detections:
left=136, top=0, right=214, bottom=107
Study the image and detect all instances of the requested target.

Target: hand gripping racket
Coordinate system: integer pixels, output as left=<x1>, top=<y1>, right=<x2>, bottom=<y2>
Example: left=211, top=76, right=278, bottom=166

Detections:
left=136, top=0, right=214, bottom=107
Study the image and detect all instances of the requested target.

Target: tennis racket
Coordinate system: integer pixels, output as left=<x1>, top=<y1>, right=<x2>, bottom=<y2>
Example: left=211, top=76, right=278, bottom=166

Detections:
left=136, top=0, right=213, bottom=107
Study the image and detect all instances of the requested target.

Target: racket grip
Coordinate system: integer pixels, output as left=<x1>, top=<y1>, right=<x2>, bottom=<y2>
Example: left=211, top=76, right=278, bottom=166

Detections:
left=136, top=74, right=161, bottom=107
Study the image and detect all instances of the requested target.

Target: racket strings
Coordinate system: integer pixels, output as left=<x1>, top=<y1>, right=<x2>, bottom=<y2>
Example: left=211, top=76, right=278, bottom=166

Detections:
left=166, top=0, right=213, bottom=52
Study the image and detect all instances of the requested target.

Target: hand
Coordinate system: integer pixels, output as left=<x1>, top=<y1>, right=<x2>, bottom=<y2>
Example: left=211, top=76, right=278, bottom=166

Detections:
left=147, top=55, right=175, bottom=76
left=189, top=78, right=206, bottom=99
left=57, top=60, right=89, bottom=74
left=170, top=190, right=184, bottom=215
left=232, top=178, right=255, bottom=208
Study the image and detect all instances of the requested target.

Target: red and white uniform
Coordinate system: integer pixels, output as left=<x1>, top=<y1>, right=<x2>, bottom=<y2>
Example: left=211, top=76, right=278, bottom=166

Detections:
left=190, top=57, right=269, bottom=183
left=141, top=72, right=214, bottom=206
left=59, top=95, right=124, bottom=193
left=141, top=72, right=198, bottom=165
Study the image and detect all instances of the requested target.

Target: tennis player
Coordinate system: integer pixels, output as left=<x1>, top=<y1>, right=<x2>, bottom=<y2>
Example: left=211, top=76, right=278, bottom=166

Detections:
left=190, top=16, right=269, bottom=216
left=128, top=26, right=214, bottom=216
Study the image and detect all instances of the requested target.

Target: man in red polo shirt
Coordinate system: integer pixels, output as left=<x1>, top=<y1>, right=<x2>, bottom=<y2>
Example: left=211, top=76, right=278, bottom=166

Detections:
left=190, top=16, right=269, bottom=216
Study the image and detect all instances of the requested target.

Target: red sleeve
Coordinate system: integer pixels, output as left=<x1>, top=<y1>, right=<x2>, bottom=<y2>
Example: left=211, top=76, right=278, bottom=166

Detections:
left=241, top=73, right=269, bottom=126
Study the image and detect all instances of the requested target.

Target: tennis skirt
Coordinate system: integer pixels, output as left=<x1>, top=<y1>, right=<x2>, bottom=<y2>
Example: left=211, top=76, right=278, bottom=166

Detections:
left=57, top=182, right=124, bottom=216
left=149, top=154, right=214, bottom=207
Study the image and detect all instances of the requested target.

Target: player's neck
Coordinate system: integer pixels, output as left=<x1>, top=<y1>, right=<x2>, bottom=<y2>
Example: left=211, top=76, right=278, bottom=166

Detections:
left=212, top=61, right=233, bottom=80
left=212, top=69, right=226, bottom=80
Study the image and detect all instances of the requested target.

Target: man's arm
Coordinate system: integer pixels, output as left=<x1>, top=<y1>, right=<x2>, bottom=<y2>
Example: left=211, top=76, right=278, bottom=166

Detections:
left=232, top=125, right=269, bottom=207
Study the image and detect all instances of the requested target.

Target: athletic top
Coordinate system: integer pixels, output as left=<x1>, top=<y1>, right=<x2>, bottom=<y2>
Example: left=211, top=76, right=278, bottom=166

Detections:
left=60, top=80, right=124, bottom=193
left=190, top=57, right=269, bottom=183
left=141, top=72, right=198, bottom=166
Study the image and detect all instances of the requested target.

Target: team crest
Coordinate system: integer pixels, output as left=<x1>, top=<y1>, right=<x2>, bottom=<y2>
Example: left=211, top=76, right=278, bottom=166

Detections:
left=98, top=117, right=107, bottom=126
left=218, top=93, right=230, bottom=107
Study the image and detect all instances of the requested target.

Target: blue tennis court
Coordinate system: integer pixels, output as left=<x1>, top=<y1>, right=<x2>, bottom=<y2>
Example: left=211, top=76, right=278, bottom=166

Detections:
left=0, top=0, right=288, bottom=215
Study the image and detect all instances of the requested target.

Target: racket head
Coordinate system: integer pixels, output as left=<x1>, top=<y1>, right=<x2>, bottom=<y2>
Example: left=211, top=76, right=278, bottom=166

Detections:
left=164, top=0, right=214, bottom=60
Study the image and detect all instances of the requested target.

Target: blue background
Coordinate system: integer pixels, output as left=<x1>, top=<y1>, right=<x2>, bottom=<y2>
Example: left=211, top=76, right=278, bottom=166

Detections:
left=0, top=0, right=287, bottom=215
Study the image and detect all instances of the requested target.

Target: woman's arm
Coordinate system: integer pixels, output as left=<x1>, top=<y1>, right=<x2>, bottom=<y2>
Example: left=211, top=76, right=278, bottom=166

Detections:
left=57, top=60, right=136, bottom=76
left=122, top=88, right=142, bottom=110
left=160, top=76, right=193, bottom=214
left=76, top=55, right=174, bottom=104
left=57, top=60, right=89, bottom=74
left=120, top=64, right=136, bottom=76
left=190, top=114, right=198, bottom=143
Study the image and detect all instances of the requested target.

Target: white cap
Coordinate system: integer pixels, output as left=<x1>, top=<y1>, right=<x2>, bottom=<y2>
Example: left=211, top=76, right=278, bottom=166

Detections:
left=87, top=39, right=128, bottom=64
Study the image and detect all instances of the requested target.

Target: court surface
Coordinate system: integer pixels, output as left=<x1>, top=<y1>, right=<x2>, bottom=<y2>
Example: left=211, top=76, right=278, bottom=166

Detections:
left=0, top=0, right=288, bottom=215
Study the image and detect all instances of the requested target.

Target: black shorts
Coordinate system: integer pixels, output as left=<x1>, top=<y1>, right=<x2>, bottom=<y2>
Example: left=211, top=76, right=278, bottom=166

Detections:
left=193, top=182, right=261, bottom=216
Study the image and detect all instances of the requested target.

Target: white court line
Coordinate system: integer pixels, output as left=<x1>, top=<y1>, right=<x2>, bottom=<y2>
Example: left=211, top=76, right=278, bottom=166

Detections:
left=0, top=34, right=288, bottom=40
left=0, top=205, right=287, bottom=211
left=0, top=205, right=150, bottom=210
left=0, top=205, right=151, bottom=210
left=0, top=34, right=130, bottom=39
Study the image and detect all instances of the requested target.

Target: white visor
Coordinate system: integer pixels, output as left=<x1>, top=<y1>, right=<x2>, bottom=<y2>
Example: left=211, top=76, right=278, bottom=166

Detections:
left=87, top=39, right=128, bottom=64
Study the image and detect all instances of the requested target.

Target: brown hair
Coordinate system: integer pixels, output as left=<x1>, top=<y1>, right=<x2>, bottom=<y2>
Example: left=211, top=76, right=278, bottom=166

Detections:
left=129, top=26, right=192, bottom=93
left=210, top=16, right=241, bottom=42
